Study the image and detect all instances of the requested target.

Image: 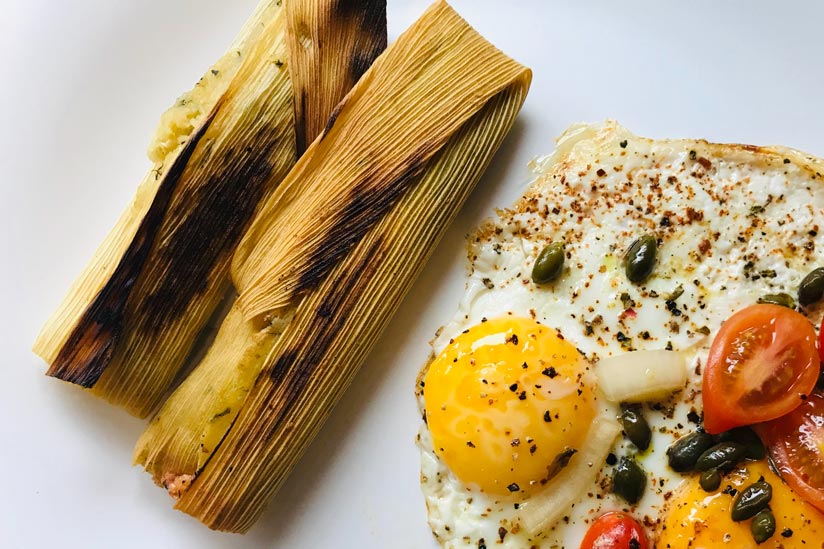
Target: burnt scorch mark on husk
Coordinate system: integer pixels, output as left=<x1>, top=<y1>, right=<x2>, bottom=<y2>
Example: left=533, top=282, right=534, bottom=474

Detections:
left=320, top=100, right=345, bottom=140
left=294, top=90, right=309, bottom=157
left=46, top=109, right=218, bottom=387
left=345, top=0, right=387, bottom=82
left=133, top=112, right=287, bottom=335
left=294, top=152, right=428, bottom=296
left=263, top=238, right=386, bottom=438
left=334, top=0, right=387, bottom=39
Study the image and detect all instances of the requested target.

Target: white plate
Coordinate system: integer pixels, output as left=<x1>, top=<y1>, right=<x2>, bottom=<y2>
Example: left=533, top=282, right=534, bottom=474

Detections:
left=3, top=1, right=824, bottom=547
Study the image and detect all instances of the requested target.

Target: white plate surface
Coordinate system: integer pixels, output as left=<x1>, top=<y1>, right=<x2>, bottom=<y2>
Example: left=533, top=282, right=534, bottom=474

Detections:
left=3, top=1, right=824, bottom=547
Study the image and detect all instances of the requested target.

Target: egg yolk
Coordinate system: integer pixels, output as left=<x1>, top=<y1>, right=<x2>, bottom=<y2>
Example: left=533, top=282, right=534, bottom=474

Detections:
left=658, top=461, right=824, bottom=548
left=423, top=316, right=595, bottom=496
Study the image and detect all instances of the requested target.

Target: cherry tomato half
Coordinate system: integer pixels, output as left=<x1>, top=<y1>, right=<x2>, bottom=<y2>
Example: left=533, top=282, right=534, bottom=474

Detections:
left=756, top=392, right=824, bottom=513
left=819, top=317, right=824, bottom=363
left=702, top=304, right=818, bottom=434
left=580, top=511, right=648, bottom=549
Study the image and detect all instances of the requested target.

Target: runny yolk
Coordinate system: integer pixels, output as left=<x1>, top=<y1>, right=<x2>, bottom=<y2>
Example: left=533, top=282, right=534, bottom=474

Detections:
left=658, top=461, right=824, bottom=548
left=423, top=316, right=595, bottom=497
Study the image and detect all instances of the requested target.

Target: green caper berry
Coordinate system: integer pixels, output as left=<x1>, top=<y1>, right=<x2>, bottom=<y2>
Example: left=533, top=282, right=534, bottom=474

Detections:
left=757, top=293, right=796, bottom=309
left=621, top=404, right=652, bottom=451
left=695, top=442, right=748, bottom=472
left=714, top=427, right=765, bottom=460
left=699, top=469, right=721, bottom=492
left=624, top=235, right=657, bottom=284
left=731, top=480, right=773, bottom=521
left=612, top=456, right=646, bottom=504
left=532, top=242, right=565, bottom=284
left=751, top=509, right=776, bottom=544
left=798, top=267, right=824, bottom=306
left=667, top=430, right=714, bottom=472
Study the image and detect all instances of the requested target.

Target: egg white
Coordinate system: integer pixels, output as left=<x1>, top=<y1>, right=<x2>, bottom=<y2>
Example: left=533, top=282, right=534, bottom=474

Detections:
left=417, top=121, right=824, bottom=548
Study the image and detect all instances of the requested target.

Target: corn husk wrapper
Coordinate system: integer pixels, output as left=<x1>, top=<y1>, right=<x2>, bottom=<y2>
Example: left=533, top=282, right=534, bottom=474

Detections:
left=34, top=0, right=387, bottom=417
left=140, top=0, right=531, bottom=532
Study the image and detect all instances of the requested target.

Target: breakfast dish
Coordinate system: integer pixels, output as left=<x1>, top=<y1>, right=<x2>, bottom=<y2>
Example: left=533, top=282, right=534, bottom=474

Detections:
left=416, top=121, right=824, bottom=547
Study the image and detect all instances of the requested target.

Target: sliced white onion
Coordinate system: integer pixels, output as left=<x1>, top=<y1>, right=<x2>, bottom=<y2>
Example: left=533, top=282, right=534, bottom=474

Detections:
left=519, top=414, right=621, bottom=536
left=595, top=349, right=687, bottom=403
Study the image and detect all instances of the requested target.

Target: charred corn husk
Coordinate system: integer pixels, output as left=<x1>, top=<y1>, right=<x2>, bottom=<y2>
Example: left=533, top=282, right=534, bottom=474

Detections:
left=34, top=0, right=387, bottom=417
left=140, top=0, right=530, bottom=532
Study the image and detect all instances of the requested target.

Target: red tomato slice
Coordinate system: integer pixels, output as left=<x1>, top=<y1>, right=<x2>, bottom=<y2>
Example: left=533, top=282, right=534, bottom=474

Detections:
left=819, top=317, right=824, bottom=363
left=756, top=392, right=824, bottom=513
left=580, top=511, right=648, bottom=549
left=702, top=304, right=818, bottom=434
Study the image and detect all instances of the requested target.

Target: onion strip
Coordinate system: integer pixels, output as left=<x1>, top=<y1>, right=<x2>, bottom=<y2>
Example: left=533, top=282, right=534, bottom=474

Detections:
left=595, top=349, right=687, bottom=403
left=519, top=414, right=621, bottom=536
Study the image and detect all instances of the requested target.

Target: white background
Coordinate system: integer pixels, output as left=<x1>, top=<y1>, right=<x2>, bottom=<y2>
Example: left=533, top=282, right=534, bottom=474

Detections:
left=2, top=1, right=824, bottom=547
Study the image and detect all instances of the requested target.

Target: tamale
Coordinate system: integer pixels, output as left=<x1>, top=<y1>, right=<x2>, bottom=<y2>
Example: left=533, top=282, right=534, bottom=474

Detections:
left=139, top=0, right=530, bottom=532
left=33, top=0, right=387, bottom=417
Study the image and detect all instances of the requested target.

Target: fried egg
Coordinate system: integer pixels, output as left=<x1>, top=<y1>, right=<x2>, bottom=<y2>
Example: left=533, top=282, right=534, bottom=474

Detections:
left=416, top=121, right=824, bottom=548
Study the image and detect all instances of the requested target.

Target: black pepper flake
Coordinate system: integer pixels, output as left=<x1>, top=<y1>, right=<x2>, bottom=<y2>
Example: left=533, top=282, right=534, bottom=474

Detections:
left=665, top=300, right=683, bottom=316
left=542, top=366, right=558, bottom=378
left=596, top=168, right=607, bottom=177
left=781, top=528, right=793, bottom=538
left=660, top=216, right=672, bottom=227
left=482, top=278, right=495, bottom=290
left=509, top=383, right=518, bottom=392
left=506, top=483, right=519, bottom=493
left=629, top=539, right=640, bottom=549
left=467, top=441, right=476, bottom=448
left=530, top=444, right=537, bottom=454
left=274, top=59, right=284, bottom=67
left=665, top=341, right=674, bottom=351
left=210, top=69, right=219, bottom=76
left=606, top=453, right=617, bottom=465
left=687, top=410, right=701, bottom=424
left=511, top=438, right=521, bottom=447
left=689, top=150, right=697, bottom=160
left=518, top=391, right=527, bottom=400
left=619, top=140, right=628, bottom=148
left=513, top=503, right=520, bottom=510
left=498, top=526, right=508, bottom=541
left=784, top=158, right=791, bottom=164
left=616, top=331, right=629, bottom=342
left=544, top=411, right=552, bottom=423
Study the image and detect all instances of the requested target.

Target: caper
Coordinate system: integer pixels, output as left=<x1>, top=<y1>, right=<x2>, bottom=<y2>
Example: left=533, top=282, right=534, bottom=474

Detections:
left=751, top=508, right=776, bottom=544
left=699, top=469, right=721, bottom=492
left=695, top=442, right=748, bottom=472
left=612, top=456, right=646, bottom=504
left=731, top=480, right=773, bottom=521
left=624, top=235, right=658, bottom=284
left=621, top=404, right=652, bottom=451
left=532, top=242, right=565, bottom=284
left=666, top=430, right=714, bottom=472
left=714, top=427, right=765, bottom=460
left=798, top=267, right=824, bottom=306
left=757, top=293, right=796, bottom=309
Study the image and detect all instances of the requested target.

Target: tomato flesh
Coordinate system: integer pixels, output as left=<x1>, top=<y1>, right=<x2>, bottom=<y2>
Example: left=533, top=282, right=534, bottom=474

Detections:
left=580, top=511, right=648, bottom=549
left=819, top=317, right=824, bottom=363
left=702, top=304, right=818, bottom=434
left=757, top=392, right=824, bottom=513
